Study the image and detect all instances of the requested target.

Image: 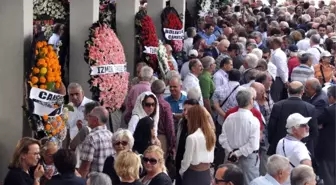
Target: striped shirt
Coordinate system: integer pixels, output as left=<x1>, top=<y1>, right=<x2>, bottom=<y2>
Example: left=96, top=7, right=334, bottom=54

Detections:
left=290, top=64, right=315, bottom=84
left=80, top=125, right=113, bottom=173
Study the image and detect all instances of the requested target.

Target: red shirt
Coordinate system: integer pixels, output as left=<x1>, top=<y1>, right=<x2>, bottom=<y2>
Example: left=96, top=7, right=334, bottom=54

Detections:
left=288, top=56, right=300, bottom=78
left=224, top=106, right=264, bottom=131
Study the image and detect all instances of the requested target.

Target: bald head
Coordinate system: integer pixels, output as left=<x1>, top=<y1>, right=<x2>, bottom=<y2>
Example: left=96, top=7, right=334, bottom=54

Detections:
left=305, top=78, right=322, bottom=97
left=288, top=81, right=304, bottom=96
left=90, top=106, right=109, bottom=125
left=218, top=39, right=230, bottom=53
left=224, top=27, right=233, bottom=37
left=251, top=82, right=266, bottom=100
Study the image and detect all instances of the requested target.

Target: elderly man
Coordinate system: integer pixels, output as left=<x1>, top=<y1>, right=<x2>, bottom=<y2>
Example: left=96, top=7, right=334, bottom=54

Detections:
left=315, top=86, right=336, bottom=185
left=270, top=37, right=288, bottom=102
left=165, top=76, right=187, bottom=121
left=219, top=89, right=260, bottom=185
left=291, top=53, right=315, bottom=85
left=213, top=57, right=233, bottom=88
left=67, top=83, right=93, bottom=141
left=183, top=27, right=196, bottom=56
left=304, top=78, right=329, bottom=117
left=151, top=80, right=175, bottom=158
left=296, top=29, right=318, bottom=51
left=250, top=154, right=291, bottom=185
left=214, top=163, right=244, bottom=185
left=130, top=62, right=157, bottom=87
left=215, top=39, right=231, bottom=67
left=79, top=106, right=113, bottom=177
left=291, top=165, right=316, bottom=185
left=199, top=56, right=216, bottom=114
left=124, top=66, right=153, bottom=124
left=240, top=53, right=259, bottom=85
left=183, top=59, right=204, bottom=105
left=180, top=49, right=198, bottom=80
left=276, top=113, right=312, bottom=185
left=165, top=44, right=179, bottom=70
left=251, top=31, right=266, bottom=49
left=268, top=81, right=318, bottom=157
left=306, top=34, right=324, bottom=65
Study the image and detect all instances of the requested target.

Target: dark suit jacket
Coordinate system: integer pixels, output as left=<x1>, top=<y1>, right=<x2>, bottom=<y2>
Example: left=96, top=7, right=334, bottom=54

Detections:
left=315, top=104, right=336, bottom=161
left=267, top=97, right=318, bottom=156
left=45, top=173, right=86, bottom=185
left=308, top=91, right=329, bottom=117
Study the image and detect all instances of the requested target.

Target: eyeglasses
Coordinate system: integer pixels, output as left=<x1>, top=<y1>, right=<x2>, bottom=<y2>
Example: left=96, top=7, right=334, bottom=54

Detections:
left=143, top=157, right=158, bottom=165
left=144, top=102, right=155, bottom=107
left=114, top=141, right=128, bottom=146
left=299, top=124, right=308, bottom=128
left=27, top=152, right=41, bottom=156
left=215, top=178, right=226, bottom=184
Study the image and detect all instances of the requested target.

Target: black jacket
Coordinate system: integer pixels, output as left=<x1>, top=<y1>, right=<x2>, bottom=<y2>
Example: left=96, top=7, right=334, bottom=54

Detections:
left=308, top=91, right=329, bottom=117
left=267, top=97, right=319, bottom=156
left=103, top=155, right=120, bottom=185
left=45, top=173, right=86, bottom=185
left=4, top=167, right=34, bottom=185
left=315, top=104, right=336, bottom=161
left=146, top=172, right=172, bottom=185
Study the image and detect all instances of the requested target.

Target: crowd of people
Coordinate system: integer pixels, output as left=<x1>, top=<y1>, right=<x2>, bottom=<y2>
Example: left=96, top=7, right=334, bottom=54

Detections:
left=3, top=0, right=336, bottom=185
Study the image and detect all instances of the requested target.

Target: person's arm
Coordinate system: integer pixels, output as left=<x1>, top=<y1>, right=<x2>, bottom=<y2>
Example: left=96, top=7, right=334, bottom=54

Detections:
left=78, top=160, right=91, bottom=178
left=235, top=119, right=260, bottom=157
left=179, top=135, right=195, bottom=175
left=219, top=118, right=233, bottom=152
left=268, top=103, right=280, bottom=144
left=301, top=159, right=312, bottom=166
left=128, top=115, right=140, bottom=134
left=275, top=55, right=289, bottom=83
left=79, top=137, right=94, bottom=178
left=199, top=77, right=213, bottom=114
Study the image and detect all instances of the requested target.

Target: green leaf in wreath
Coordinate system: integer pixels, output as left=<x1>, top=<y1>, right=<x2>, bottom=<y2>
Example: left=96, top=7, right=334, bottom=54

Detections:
left=63, top=104, right=75, bottom=112
left=46, top=82, right=55, bottom=91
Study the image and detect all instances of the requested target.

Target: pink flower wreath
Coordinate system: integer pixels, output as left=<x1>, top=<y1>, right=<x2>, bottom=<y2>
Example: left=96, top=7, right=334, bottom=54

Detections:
left=85, top=23, right=129, bottom=111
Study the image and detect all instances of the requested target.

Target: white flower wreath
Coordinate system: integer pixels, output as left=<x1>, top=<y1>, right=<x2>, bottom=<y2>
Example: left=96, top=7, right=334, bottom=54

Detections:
left=33, top=0, right=67, bottom=20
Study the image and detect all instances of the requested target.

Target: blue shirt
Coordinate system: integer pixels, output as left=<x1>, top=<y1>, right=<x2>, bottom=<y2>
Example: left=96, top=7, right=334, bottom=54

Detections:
left=165, top=94, right=187, bottom=114
left=249, top=174, right=280, bottom=185
left=198, top=32, right=217, bottom=45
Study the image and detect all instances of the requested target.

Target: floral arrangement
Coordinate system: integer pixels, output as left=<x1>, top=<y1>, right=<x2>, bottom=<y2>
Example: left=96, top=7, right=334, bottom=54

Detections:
left=29, top=41, right=62, bottom=91
left=99, top=0, right=116, bottom=30
left=85, top=22, right=129, bottom=111
left=135, top=10, right=159, bottom=71
left=161, top=7, right=184, bottom=52
left=26, top=41, right=70, bottom=143
left=157, top=40, right=170, bottom=79
left=197, top=0, right=212, bottom=17
left=33, top=0, right=67, bottom=20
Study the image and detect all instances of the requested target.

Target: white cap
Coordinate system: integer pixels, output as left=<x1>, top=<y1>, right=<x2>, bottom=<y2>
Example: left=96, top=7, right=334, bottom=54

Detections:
left=286, top=113, right=311, bottom=129
left=188, top=49, right=198, bottom=57
left=321, top=50, right=332, bottom=58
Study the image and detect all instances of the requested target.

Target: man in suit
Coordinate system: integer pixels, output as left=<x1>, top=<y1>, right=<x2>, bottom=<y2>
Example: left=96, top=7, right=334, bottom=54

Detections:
left=304, top=78, right=329, bottom=117
left=267, top=81, right=318, bottom=157
left=315, top=85, right=336, bottom=185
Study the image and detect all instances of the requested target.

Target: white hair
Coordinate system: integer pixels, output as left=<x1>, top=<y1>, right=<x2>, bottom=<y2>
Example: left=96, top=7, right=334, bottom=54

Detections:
left=169, top=76, right=182, bottom=85
left=89, top=172, right=112, bottom=185
left=112, top=129, right=134, bottom=149
left=140, top=66, right=154, bottom=81
left=301, top=14, right=312, bottom=23
left=247, top=87, right=257, bottom=98
left=201, top=56, right=215, bottom=69
left=290, top=165, right=316, bottom=185
left=187, top=87, right=201, bottom=101
left=67, top=82, right=83, bottom=93
left=267, top=155, right=290, bottom=176
left=166, top=70, right=180, bottom=81
left=280, top=21, right=289, bottom=28
left=251, top=48, right=263, bottom=60
left=245, top=53, right=259, bottom=68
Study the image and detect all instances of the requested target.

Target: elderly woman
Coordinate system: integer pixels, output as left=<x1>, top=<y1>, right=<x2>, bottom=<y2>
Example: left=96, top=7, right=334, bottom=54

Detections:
left=39, top=139, right=59, bottom=184
left=128, top=91, right=159, bottom=135
left=87, top=172, right=112, bottom=185
left=4, top=137, right=44, bottom=185
left=115, top=151, right=143, bottom=185
left=103, top=129, right=135, bottom=185
left=141, top=145, right=172, bottom=185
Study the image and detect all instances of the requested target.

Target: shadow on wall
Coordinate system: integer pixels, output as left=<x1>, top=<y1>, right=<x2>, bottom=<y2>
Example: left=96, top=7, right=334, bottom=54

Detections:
left=0, top=139, right=10, bottom=185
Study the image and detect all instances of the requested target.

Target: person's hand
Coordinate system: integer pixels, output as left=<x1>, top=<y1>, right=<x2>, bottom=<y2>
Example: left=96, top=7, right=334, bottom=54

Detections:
left=75, top=169, right=81, bottom=177
left=44, top=167, right=54, bottom=180
left=34, top=164, right=45, bottom=179
left=76, top=120, right=83, bottom=130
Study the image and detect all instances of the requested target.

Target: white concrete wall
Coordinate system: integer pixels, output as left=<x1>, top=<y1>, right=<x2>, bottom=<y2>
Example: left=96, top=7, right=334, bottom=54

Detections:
left=116, top=0, right=140, bottom=77
left=147, top=0, right=167, bottom=40
left=186, top=0, right=197, bottom=17
left=170, top=0, right=186, bottom=29
left=0, top=0, right=33, bottom=181
left=70, top=0, right=99, bottom=97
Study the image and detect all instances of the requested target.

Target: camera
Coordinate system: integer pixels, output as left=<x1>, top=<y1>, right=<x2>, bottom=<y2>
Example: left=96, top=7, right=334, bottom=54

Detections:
left=227, top=152, right=238, bottom=163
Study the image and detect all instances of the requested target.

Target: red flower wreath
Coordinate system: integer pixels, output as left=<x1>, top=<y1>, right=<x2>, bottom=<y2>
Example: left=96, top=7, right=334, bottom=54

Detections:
left=161, top=8, right=183, bottom=52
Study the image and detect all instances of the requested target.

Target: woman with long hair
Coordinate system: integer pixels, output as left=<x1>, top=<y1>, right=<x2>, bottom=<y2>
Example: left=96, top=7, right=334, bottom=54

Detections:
left=128, top=91, right=159, bottom=135
left=140, top=145, right=172, bottom=185
left=114, top=151, right=143, bottom=185
left=133, top=116, right=161, bottom=155
left=4, top=137, right=45, bottom=185
left=179, top=105, right=216, bottom=185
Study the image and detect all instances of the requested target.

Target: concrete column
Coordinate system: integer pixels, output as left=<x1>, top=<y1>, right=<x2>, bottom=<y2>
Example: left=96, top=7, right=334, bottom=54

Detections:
left=170, top=0, right=186, bottom=30
left=187, top=0, right=197, bottom=18
left=116, top=0, right=140, bottom=77
left=147, top=0, right=166, bottom=40
left=70, top=0, right=99, bottom=97
left=0, top=0, right=33, bottom=180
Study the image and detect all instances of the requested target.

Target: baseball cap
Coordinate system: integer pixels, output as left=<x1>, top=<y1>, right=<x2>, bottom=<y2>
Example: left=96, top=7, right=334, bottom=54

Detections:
left=188, top=49, right=198, bottom=57
left=321, top=50, right=332, bottom=58
left=286, top=113, right=311, bottom=129
left=288, top=45, right=298, bottom=52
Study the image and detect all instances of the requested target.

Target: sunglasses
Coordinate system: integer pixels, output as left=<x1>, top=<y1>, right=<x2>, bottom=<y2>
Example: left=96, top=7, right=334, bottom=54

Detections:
left=144, top=102, right=155, bottom=107
left=215, top=178, right=226, bottom=184
left=114, top=141, right=128, bottom=146
left=143, top=157, right=158, bottom=165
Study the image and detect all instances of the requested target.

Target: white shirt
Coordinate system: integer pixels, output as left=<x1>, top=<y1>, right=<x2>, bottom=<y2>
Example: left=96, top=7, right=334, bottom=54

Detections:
left=267, top=62, right=277, bottom=80
left=48, top=33, right=60, bottom=49
left=276, top=135, right=311, bottom=185
left=271, top=48, right=288, bottom=83
left=183, top=73, right=203, bottom=106
left=183, top=38, right=194, bottom=56
left=213, top=69, right=229, bottom=88
left=68, top=97, right=93, bottom=140
left=180, top=61, right=190, bottom=80
left=296, top=38, right=310, bottom=51
left=219, top=108, right=260, bottom=157
left=180, top=128, right=214, bottom=175
left=306, top=45, right=324, bottom=65
left=128, top=115, right=140, bottom=134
